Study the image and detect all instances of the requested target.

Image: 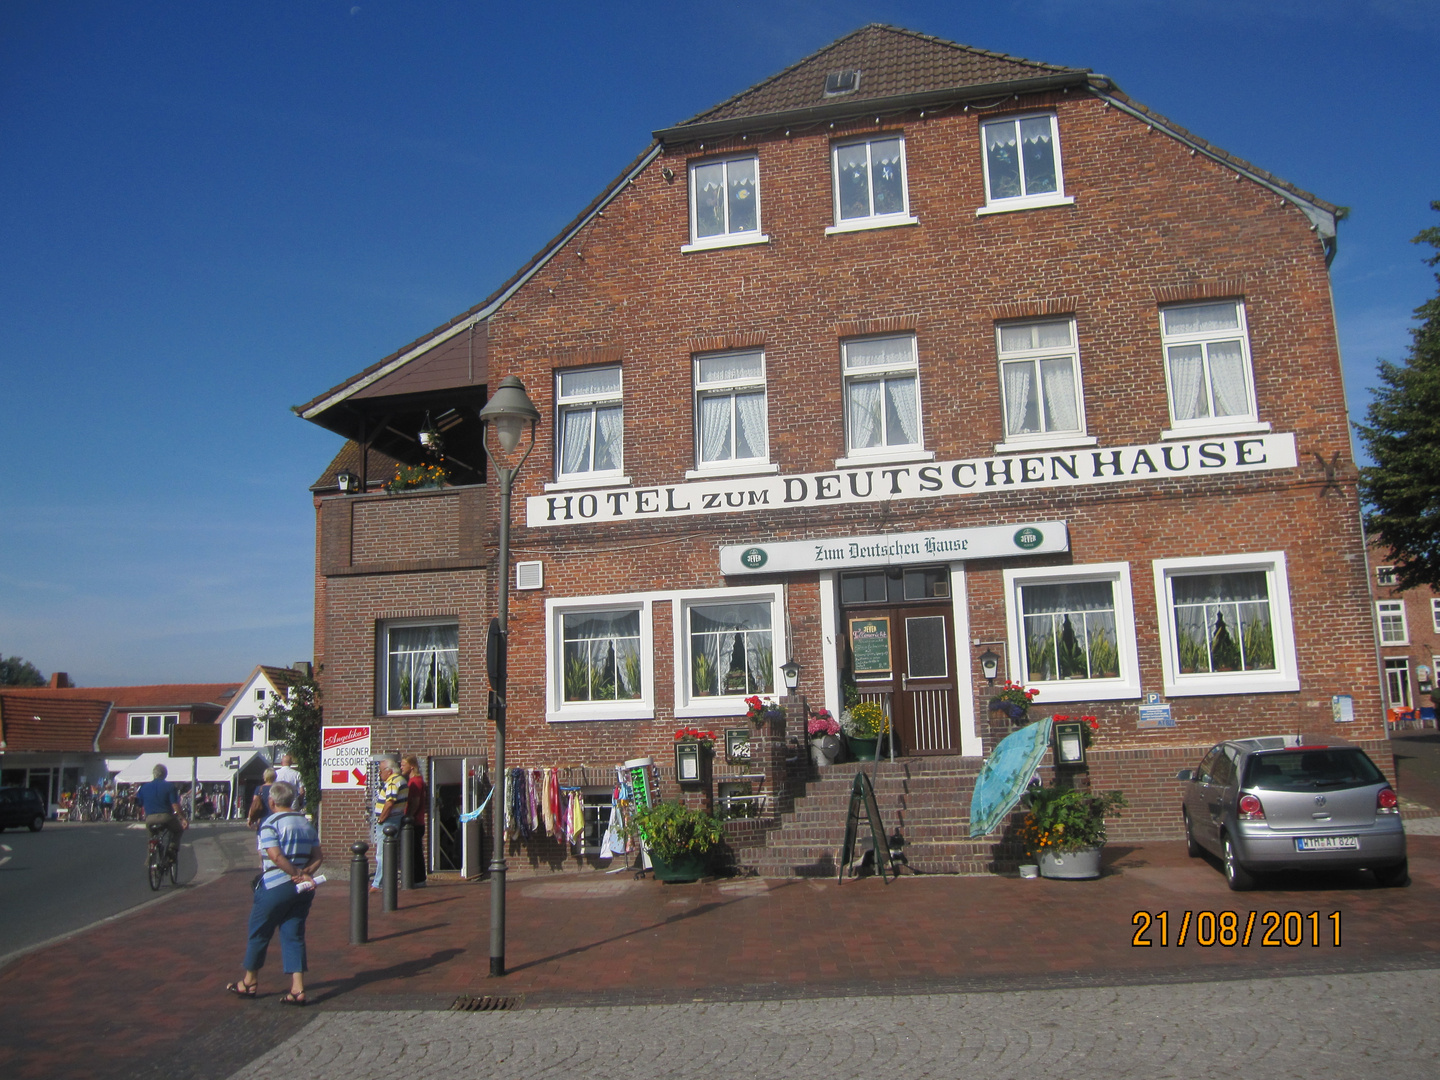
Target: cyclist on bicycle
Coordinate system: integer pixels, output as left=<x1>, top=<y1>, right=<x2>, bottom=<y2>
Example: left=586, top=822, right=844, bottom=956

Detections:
left=137, top=764, right=187, bottom=862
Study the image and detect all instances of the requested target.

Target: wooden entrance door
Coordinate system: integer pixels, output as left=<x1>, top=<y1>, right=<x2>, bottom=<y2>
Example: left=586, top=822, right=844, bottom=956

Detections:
left=847, top=603, right=960, bottom=755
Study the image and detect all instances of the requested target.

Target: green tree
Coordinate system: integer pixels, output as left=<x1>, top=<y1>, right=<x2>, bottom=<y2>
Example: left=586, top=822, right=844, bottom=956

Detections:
left=260, top=674, right=323, bottom=820
left=0, top=655, right=45, bottom=687
left=1357, top=201, right=1440, bottom=591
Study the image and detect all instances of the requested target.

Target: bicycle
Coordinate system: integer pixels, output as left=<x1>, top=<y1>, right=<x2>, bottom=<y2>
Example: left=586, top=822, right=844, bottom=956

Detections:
left=146, top=824, right=180, bottom=890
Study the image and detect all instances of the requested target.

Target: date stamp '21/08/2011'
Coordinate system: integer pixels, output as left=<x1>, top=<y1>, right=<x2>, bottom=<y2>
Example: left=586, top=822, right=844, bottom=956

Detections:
left=1132, top=910, right=1341, bottom=948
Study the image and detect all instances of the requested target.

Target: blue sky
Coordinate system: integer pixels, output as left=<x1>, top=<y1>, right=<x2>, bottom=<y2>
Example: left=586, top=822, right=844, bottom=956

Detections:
left=2, top=0, right=1437, bottom=686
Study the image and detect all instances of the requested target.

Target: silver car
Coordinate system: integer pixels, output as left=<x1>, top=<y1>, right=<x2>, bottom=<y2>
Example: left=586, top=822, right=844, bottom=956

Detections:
left=1178, top=737, right=1408, bottom=891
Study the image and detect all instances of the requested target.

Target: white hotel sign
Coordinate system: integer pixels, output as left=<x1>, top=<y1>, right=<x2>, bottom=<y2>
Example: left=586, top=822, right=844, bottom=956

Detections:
left=720, top=521, right=1070, bottom=575
left=527, top=433, right=1297, bottom=528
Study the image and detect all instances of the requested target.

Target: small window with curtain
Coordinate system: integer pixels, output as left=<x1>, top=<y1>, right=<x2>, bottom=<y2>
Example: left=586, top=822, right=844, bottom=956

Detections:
left=384, top=621, right=459, bottom=713
left=842, top=334, right=923, bottom=458
left=996, top=318, right=1085, bottom=446
left=829, top=136, right=915, bottom=232
left=1160, top=300, right=1259, bottom=432
left=979, top=114, right=1072, bottom=213
left=555, top=366, right=624, bottom=480
left=686, top=154, right=764, bottom=250
left=694, top=349, right=768, bottom=471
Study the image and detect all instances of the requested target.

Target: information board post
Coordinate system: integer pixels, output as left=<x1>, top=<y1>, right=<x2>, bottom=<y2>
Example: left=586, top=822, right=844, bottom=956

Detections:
left=168, top=724, right=222, bottom=819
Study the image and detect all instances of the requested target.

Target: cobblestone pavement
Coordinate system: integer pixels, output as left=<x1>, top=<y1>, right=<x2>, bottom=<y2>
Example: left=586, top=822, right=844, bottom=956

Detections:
left=236, top=969, right=1440, bottom=1080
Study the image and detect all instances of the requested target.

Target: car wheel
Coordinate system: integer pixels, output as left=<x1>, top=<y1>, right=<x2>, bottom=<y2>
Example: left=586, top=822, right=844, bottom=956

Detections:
left=1373, top=860, right=1410, bottom=888
left=28, top=815, right=43, bottom=833
left=1223, top=833, right=1255, bottom=891
left=1183, top=811, right=1201, bottom=858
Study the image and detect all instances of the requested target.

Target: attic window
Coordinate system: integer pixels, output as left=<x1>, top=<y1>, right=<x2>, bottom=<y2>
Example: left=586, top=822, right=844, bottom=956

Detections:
left=824, top=70, right=860, bottom=97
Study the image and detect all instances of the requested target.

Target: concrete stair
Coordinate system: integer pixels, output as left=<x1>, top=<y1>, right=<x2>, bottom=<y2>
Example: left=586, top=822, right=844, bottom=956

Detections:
left=733, top=756, right=1026, bottom=878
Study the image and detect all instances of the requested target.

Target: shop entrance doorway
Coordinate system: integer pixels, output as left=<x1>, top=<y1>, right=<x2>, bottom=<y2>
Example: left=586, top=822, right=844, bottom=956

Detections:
left=840, top=566, right=960, bottom=756
left=430, top=756, right=487, bottom=877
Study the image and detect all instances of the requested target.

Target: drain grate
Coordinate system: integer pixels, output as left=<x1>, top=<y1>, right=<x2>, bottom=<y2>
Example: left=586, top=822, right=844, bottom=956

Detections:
left=450, top=994, right=519, bottom=1012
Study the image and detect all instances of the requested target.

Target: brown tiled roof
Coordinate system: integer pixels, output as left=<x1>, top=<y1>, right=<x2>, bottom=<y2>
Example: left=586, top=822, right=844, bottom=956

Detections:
left=660, top=24, right=1086, bottom=137
left=311, top=441, right=403, bottom=493
left=0, top=692, right=110, bottom=753
left=35, top=683, right=241, bottom=709
left=258, top=665, right=306, bottom=690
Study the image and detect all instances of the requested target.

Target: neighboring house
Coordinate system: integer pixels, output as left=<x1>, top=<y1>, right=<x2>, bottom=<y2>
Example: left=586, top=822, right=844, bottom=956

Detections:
left=298, top=25, right=1381, bottom=874
left=215, top=664, right=310, bottom=814
left=1367, top=541, right=1440, bottom=723
left=0, top=687, right=112, bottom=812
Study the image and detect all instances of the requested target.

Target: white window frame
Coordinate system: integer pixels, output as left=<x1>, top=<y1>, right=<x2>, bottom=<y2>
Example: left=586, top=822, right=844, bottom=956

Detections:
left=1152, top=552, right=1300, bottom=696
left=1384, top=657, right=1412, bottom=709
left=545, top=594, right=655, bottom=722
left=977, top=113, right=1074, bottom=215
left=1002, top=563, right=1141, bottom=702
left=232, top=715, right=258, bottom=745
left=1158, top=300, right=1267, bottom=438
left=837, top=334, right=931, bottom=467
left=672, top=584, right=785, bottom=719
left=993, top=317, right=1095, bottom=452
left=550, top=365, right=627, bottom=490
left=826, top=135, right=918, bottom=234
left=255, top=688, right=266, bottom=703
left=1377, top=600, right=1409, bottom=646
left=1431, top=598, right=1440, bottom=634
left=1376, top=565, right=1396, bottom=586
left=380, top=618, right=460, bottom=716
left=682, top=153, right=768, bottom=253
left=689, top=349, right=772, bottom=477
left=128, top=713, right=178, bottom=738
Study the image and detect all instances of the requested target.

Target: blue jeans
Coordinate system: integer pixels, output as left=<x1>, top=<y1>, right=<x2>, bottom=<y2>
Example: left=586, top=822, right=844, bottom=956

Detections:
left=243, top=880, right=314, bottom=974
left=370, top=817, right=399, bottom=889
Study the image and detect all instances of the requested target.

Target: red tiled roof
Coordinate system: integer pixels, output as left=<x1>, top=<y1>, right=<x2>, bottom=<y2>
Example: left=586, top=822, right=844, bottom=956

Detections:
left=660, top=24, right=1085, bottom=136
left=0, top=693, right=110, bottom=753
left=33, top=683, right=241, bottom=709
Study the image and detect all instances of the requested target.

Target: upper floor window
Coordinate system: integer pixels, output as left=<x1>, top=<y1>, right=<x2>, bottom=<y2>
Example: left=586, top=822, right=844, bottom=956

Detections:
left=1432, top=598, right=1440, bottom=633
left=556, top=366, right=623, bottom=480
left=830, top=136, right=914, bottom=231
left=996, top=318, right=1086, bottom=445
left=233, top=716, right=257, bottom=743
left=687, top=155, right=763, bottom=249
left=129, top=713, right=178, bottom=737
left=694, top=350, right=768, bottom=471
left=842, top=335, right=922, bottom=458
left=1377, top=600, right=1408, bottom=646
left=255, top=688, right=266, bottom=702
left=384, top=621, right=458, bottom=713
left=980, top=115, right=1070, bottom=212
left=1376, top=565, right=1396, bottom=586
left=1160, top=300, right=1259, bottom=433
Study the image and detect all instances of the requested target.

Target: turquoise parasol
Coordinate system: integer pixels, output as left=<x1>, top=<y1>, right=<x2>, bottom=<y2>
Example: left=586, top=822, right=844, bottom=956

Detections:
left=968, top=718, right=1053, bottom=837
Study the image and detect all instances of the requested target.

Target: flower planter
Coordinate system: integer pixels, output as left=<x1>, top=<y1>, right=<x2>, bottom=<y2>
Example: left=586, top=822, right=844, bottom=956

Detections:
left=1038, top=845, right=1103, bottom=880
left=848, top=736, right=878, bottom=761
left=650, top=852, right=710, bottom=883
left=809, top=735, right=841, bottom=767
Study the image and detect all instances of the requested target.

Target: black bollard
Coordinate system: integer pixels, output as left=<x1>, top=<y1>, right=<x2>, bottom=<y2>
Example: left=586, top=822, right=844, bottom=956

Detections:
left=382, top=822, right=399, bottom=912
left=349, top=841, right=370, bottom=945
left=400, top=815, right=415, bottom=891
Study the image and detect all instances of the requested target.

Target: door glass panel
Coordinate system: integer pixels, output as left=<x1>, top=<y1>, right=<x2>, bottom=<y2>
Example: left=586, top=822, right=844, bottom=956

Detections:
left=906, top=616, right=948, bottom=678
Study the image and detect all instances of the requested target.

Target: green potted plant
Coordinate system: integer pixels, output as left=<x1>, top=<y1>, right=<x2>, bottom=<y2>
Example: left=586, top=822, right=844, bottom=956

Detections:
left=1017, top=787, right=1127, bottom=879
left=841, top=702, right=888, bottom=761
left=627, top=800, right=725, bottom=882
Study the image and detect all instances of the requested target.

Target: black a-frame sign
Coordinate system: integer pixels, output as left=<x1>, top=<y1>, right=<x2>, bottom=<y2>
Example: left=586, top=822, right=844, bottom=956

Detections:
left=838, top=770, right=893, bottom=884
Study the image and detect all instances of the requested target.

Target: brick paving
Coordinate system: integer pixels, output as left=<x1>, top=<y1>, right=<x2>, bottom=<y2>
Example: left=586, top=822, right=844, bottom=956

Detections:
left=1, top=831, right=1437, bottom=1079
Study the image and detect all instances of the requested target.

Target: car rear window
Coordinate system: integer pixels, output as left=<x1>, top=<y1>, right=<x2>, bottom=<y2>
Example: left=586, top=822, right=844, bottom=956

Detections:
left=1243, top=748, right=1384, bottom=791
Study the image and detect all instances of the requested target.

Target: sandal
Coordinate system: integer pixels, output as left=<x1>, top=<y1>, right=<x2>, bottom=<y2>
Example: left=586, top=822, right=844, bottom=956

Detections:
left=225, top=981, right=257, bottom=999
left=279, top=992, right=307, bottom=1006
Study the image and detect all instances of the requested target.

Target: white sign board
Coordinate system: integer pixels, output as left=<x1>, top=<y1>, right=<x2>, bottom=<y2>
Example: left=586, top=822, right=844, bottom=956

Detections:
left=720, top=521, right=1068, bottom=575
left=321, top=725, right=372, bottom=790
left=528, top=433, right=1298, bottom=528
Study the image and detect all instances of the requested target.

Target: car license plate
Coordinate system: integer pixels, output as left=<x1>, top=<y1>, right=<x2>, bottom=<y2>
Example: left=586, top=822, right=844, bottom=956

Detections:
left=1295, top=836, right=1359, bottom=851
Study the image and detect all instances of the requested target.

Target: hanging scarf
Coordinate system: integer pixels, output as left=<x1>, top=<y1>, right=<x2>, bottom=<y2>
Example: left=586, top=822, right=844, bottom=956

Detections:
left=510, top=768, right=529, bottom=839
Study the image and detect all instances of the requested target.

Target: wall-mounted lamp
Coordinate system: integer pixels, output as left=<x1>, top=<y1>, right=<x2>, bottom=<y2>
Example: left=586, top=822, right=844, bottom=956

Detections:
left=781, top=659, right=801, bottom=692
left=337, top=471, right=360, bottom=493
left=978, top=648, right=1000, bottom=684
left=661, top=166, right=676, bottom=182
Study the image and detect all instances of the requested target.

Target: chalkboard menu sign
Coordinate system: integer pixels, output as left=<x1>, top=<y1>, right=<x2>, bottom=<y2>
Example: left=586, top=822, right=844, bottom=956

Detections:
left=849, top=617, right=892, bottom=674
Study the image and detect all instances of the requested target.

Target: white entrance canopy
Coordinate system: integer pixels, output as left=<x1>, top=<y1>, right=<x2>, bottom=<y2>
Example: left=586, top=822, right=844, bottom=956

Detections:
left=114, top=752, right=262, bottom=784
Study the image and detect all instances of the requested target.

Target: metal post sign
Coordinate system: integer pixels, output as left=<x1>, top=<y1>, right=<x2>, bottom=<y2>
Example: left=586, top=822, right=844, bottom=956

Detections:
left=321, top=725, right=372, bottom=790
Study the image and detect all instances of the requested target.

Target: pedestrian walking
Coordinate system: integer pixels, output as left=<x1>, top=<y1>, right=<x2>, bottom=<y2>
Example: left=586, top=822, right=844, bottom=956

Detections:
left=370, top=757, right=407, bottom=892
left=247, top=768, right=276, bottom=830
left=274, top=753, right=305, bottom=810
left=226, top=781, right=322, bottom=1005
left=401, top=755, right=427, bottom=885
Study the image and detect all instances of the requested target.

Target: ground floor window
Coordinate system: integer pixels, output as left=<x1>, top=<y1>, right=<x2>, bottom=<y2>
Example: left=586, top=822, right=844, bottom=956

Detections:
left=546, top=596, right=654, bottom=721
left=1153, top=552, right=1299, bottom=696
left=580, top=789, right=613, bottom=853
left=674, top=586, right=784, bottom=718
left=383, top=621, right=458, bottom=713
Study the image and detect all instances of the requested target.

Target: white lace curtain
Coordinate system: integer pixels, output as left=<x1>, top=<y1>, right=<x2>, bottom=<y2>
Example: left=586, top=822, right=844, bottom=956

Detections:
left=388, top=625, right=458, bottom=711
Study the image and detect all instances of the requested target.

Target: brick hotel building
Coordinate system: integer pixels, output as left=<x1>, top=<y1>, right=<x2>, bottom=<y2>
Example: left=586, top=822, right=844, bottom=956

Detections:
left=299, top=26, right=1384, bottom=875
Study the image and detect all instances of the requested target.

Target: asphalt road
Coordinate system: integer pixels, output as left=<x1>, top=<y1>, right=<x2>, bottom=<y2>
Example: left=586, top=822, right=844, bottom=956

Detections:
left=0, top=820, right=254, bottom=965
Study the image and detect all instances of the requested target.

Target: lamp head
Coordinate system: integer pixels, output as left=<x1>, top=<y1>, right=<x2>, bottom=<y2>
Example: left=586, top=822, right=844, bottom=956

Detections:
left=978, top=648, right=1000, bottom=684
left=781, top=659, right=801, bottom=691
left=479, top=376, right=541, bottom=456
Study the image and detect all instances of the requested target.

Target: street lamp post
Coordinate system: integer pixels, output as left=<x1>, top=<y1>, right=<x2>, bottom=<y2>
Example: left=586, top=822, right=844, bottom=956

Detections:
left=478, top=375, right=540, bottom=978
